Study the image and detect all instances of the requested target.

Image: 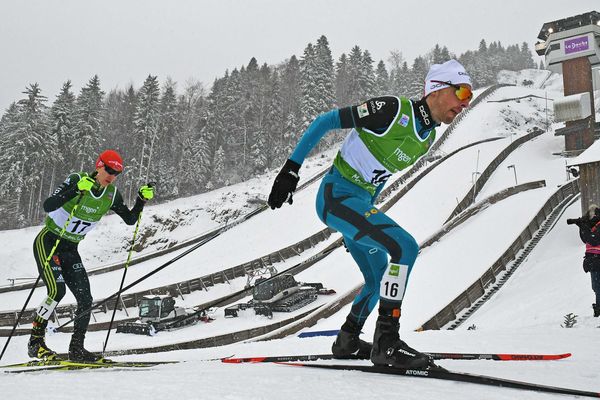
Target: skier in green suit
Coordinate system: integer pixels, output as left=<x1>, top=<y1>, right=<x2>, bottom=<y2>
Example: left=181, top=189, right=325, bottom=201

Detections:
left=28, top=149, right=154, bottom=361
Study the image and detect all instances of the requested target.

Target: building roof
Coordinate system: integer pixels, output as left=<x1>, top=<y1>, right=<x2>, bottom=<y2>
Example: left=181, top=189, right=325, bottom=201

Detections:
left=537, top=11, right=600, bottom=40
left=567, top=140, right=600, bottom=166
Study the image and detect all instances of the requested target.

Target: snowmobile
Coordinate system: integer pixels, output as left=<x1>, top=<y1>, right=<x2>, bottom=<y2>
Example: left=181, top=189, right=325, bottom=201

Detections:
left=224, top=274, right=335, bottom=318
left=116, top=295, right=213, bottom=335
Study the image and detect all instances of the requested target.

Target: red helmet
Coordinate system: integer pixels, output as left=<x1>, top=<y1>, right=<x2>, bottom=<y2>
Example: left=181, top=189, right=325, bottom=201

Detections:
left=96, top=150, right=124, bottom=172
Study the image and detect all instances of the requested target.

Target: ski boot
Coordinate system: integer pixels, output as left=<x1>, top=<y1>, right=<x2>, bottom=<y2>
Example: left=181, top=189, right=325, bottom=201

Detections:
left=593, top=303, right=600, bottom=318
left=68, top=337, right=102, bottom=362
left=28, top=336, right=60, bottom=360
left=370, top=316, right=432, bottom=369
left=332, top=329, right=372, bottom=359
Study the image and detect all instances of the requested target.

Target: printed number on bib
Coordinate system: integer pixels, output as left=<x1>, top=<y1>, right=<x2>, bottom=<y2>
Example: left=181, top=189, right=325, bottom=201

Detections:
left=380, top=263, right=409, bottom=302
left=371, top=169, right=391, bottom=185
left=36, top=298, right=58, bottom=321
left=383, top=282, right=399, bottom=298
left=70, top=220, right=91, bottom=234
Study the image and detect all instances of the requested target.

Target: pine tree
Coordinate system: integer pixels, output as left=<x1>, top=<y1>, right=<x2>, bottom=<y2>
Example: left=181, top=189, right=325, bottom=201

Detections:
left=314, top=35, right=335, bottom=109
left=360, top=50, right=376, bottom=99
left=242, top=59, right=267, bottom=179
left=409, top=56, right=428, bottom=98
left=282, top=112, right=298, bottom=159
left=2, top=84, right=53, bottom=223
left=155, top=78, right=181, bottom=198
left=520, top=42, right=536, bottom=69
left=212, top=146, right=226, bottom=187
left=388, top=50, right=410, bottom=97
left=430, top=44, right=444, bottom=64
left=374, top=60, right=390, bottom=95
left=440, top=46, right=452, bottom=62
left=478, top=39, right=488, bottom=54
left=280, top=55, right=302, bottom=121
left=50, top=81, right=76, bottom=175
left=263, top=70, right=285, bottom=167
left=74, top=75, right=105, bottom=171
left=222, top=68, right=245, bottom=182
left=0, top=103, right=25, bottom=227
left=299, top=43, right=321, bottom=131
left=346, top=46, right=364, bottom=104
left=335, top=53, right=351, bottom=107
left=176, top=79, right=209, bottom=195
left=134, top=75, right=161, bottom=185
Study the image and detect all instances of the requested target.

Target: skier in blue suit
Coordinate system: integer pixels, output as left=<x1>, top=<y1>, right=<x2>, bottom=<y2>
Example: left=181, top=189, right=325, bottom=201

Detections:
left=268, top=60, right=472, bottom=369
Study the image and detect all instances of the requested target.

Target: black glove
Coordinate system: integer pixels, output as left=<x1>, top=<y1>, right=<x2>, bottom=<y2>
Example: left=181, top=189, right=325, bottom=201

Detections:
left=268, top=159, right=301, bottom=209
left=583, top=254, right=600, bottom=273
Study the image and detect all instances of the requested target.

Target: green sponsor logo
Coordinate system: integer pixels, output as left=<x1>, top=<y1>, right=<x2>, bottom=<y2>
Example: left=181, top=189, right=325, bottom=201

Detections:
left=389, top=264, right=400, bottom=277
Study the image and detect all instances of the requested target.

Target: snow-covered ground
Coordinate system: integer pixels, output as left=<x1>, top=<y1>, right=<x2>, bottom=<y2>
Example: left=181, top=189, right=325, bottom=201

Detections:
left=1, top=70, right=600, bottom=399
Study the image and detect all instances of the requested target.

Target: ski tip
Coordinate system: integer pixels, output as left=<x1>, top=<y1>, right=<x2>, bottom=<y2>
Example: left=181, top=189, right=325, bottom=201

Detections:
left=222, top=357, right=265, bottom=364
left=497, top=353, right=572, bottom=361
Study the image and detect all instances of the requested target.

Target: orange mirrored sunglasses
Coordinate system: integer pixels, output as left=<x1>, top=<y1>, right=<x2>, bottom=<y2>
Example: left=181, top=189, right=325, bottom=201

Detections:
left=430, top=80, right=473, bottom=101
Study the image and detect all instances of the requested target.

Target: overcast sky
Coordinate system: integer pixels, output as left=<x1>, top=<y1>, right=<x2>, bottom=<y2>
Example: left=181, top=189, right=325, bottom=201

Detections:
left=1, top=0, right=598, bottom=112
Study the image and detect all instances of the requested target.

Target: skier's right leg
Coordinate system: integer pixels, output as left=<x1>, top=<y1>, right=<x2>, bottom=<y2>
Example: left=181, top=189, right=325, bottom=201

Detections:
left=29, top=228, right=66, bottom=360
left=316, top=168, right=431, bottom=368
left=331, top=236, right=388, bottom=358
left=61, top=252, right=101, bottom=362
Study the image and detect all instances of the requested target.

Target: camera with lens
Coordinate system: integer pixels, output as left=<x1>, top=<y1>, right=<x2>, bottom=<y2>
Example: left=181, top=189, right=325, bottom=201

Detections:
left=566, top=218, right=583, bottom=226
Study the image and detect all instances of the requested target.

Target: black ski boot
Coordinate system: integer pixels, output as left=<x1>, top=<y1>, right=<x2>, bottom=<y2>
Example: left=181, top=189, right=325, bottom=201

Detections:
left=28, top=335, right=60, bottom=360
left=68, top=336, right=102, bottom=362
left=332, top=329, right=372, bottom=359
left=593, top=303, right=600, bottom=318
left=370, top=316, right=432, bottom=369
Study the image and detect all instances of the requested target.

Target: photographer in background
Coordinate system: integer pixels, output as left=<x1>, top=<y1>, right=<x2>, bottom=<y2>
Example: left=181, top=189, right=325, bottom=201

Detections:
left=567, top=204, right=600, bottom=317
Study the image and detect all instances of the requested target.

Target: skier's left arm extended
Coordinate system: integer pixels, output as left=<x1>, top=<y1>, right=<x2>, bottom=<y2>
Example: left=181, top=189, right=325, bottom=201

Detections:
left=111, top=190, right=145, bottom=225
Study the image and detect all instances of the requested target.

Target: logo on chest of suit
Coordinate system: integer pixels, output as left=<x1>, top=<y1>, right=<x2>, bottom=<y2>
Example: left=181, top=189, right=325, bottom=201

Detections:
left=81, top=205, right=99, bottom=214
left=418, top=105, right=431, bottom=126
left=392, top=148, right=412, bottom=163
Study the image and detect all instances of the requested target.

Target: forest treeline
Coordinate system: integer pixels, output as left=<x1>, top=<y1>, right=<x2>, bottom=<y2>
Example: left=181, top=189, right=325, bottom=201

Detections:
left=0, top=36, right=537, bottom=229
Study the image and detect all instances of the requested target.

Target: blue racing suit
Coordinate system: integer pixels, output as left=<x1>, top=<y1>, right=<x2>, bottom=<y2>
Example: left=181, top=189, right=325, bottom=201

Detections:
left=289, top=96, right=437, bottom=328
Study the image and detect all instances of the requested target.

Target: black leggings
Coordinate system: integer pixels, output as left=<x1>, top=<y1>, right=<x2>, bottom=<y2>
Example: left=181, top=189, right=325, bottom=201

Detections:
left=32, top=228, right=92, bottom=339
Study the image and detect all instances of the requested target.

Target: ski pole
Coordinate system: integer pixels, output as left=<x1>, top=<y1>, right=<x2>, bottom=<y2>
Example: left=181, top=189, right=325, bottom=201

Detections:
left=102, top=210, right=143, bottom=354
left=54, top=189, right=260, bottom=332
left=54, top=229, right=222, bottom=332
left=0, top=190, right=86, bottom=361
